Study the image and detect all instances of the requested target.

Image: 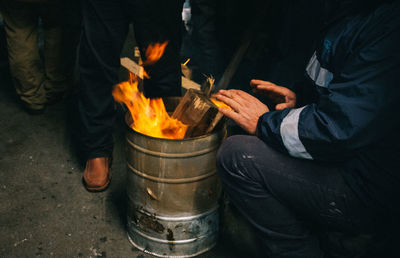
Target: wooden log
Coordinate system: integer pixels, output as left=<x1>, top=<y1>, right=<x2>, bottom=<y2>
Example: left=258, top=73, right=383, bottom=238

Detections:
left=121, top=57, right=223, bottom=138
left=121, top=57, right=145, bottom=79
left=172, top=89, right=223, bottom=138
left=181, top=76, right=202, bottom=91
left=181, top=63, right=192, bottom=79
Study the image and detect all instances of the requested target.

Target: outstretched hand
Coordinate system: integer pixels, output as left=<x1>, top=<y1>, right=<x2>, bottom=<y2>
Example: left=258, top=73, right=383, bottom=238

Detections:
left=250, top=79, right=296, bottom=110
left=215, top=89, right=269, bottom=135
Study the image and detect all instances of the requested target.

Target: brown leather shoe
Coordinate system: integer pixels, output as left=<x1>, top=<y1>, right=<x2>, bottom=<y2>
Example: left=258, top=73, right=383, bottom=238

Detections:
left=82, top=157, right=112, bottom=192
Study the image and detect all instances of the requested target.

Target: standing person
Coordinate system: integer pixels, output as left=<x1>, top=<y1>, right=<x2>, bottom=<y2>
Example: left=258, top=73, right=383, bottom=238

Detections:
left=0, top=0, right=79, bottom=114
left=79, top=0, right=184, bottom=192
left=189, top=0, right=223, bottom=80
left=215, top=0, right=400, bottom=257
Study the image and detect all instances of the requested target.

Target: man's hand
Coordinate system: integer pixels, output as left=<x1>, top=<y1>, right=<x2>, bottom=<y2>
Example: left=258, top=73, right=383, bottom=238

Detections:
left=215, top=89, right=269, bottom=134
left=250, top=79, right=296, bottom=110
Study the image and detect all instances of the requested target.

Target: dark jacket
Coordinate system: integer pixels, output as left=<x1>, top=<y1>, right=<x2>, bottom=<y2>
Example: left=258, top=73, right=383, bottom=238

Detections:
left=257, top=0, right=400, bottom=211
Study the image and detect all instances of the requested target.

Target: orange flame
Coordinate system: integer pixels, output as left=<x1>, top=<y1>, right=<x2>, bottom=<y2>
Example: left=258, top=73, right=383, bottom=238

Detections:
left=211, top=98, right=232, bottom=110
left=113, top=42, right=188, bottom=139
left=142, top=42, right=168, bottom=66
left=113, top=74, right=188, bottom=139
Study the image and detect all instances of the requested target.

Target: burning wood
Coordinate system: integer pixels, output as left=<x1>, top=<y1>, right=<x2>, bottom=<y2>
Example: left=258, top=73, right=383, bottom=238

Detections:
left=114, top=43, right=228, bottom=139
left=172, top=88, right=223, bottom=138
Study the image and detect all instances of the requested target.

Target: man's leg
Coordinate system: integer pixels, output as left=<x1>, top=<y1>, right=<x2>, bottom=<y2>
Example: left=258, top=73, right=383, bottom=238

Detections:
left=127, top=0, right=183, bottom=98
left=190, top=0, right=223, bottom=80
left=79, top=0, right=128, bottom=160
left=78, top=0, right=128, bottom=191
left=1, top=1, right=46, bottom=113
left=40, top=2, right=77, bottom=103
left=217, top=135, right=375, bottom=257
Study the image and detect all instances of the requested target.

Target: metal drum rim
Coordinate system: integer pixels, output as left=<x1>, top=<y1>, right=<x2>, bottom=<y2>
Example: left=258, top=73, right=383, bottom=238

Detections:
left=126, top=138, right=220, bottom=158
left=125, top=112, right=225, bottom=143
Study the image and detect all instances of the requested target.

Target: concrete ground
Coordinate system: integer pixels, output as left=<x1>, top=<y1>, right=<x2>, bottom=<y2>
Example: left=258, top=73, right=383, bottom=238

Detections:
left=0, top=22, right=261, bottom=257
left=0, top=63, right=254, bottom=258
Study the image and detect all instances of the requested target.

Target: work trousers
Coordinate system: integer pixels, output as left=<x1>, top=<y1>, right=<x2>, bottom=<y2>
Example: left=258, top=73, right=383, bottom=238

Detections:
left=78, top=0, right=183, bottom=160
left=217, top=135, right=383, bottom=258
left=189, top=0, right=223, bottom=80
left=0, top=0, right=78, bottom=109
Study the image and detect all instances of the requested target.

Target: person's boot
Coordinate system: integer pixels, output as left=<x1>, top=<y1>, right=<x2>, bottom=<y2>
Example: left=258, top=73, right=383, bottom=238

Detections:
left=82, top=157, right=111, bottom=192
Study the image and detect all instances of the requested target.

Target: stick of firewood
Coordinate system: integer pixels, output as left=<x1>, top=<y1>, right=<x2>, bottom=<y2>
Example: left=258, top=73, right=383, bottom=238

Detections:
left=202, top=76, right=215, bottom=97
left=120, top=57, right=201, bottom=91
left=121, top=57, right=145, bottom=78
left=172, top=88, right=223, bottom=138
left=120, top=57, right=223, bottom=138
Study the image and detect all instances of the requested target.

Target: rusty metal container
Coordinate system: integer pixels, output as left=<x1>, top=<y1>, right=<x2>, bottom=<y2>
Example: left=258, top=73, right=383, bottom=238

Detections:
left=125, top=98, right=224, bottom=257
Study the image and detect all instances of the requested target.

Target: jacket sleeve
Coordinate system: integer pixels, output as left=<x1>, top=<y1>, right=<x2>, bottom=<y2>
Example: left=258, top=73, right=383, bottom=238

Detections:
left=257, top=26, right=400, bottom=162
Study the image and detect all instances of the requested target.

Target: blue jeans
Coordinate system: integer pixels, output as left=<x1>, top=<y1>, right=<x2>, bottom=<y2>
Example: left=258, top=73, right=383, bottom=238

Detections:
left=217, top=135, right=379, bottom=257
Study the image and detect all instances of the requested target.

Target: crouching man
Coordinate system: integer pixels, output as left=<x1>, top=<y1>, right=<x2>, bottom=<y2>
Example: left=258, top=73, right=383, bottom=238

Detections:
left=215, top=0, right=400, bottom=257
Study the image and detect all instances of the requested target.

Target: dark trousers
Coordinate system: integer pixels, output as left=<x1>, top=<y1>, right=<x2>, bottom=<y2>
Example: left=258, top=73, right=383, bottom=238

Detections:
left=217, top=135, right=380, bottom=258
left=78, top=0, right=183, bottom=160
left=189, top=0, right=223, bottom=79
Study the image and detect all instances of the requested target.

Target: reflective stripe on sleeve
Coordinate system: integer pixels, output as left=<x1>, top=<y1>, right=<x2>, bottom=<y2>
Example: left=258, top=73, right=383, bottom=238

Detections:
left=280, top=106, right=313, bottom=160
left=306, top=52, right=333, bottom=88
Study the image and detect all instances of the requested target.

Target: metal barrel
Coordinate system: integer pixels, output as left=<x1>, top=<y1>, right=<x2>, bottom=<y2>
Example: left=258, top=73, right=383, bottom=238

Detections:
left=125, top=101, right=224, bottom=257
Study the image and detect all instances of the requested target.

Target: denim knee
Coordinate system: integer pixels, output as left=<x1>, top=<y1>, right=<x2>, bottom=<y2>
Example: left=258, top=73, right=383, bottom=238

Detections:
left=217, top=135, right=259, bottom=182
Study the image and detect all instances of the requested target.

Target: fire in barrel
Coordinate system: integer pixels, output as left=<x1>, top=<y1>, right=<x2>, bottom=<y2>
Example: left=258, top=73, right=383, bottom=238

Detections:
left=112, top=43, right=227, bottom=257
